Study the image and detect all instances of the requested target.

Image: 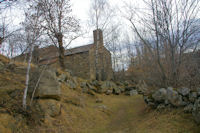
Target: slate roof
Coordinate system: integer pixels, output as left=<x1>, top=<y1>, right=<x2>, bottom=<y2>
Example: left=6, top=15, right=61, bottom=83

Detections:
left=65, top=44, right=94, bottom=56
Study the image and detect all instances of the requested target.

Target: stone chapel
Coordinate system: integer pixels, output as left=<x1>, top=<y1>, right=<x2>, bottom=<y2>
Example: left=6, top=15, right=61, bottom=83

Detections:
left=16, top=29, right=113, bottom=80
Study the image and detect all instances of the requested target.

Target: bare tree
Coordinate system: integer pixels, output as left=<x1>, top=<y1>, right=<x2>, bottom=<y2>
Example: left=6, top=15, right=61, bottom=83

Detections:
left=0, top=0, right=21, bottom=54
left=89, top=0, right=118, bottom=80
left=36, top=0, right=80, bottom=69
left=22, top=4, right=42, bottom=110
left=123, top=0, right=200, bottom=87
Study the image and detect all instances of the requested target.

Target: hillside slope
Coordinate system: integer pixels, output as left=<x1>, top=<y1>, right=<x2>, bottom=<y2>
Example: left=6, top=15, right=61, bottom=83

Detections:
left=88, top=95, right=200, bottom=133
left=0, top=55, right=200, bottom=133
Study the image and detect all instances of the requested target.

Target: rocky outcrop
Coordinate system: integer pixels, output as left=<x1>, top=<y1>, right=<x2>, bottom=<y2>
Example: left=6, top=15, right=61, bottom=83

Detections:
left=136, top=80, right=148, bottom=95
left=29, top=68, right=62, bottom=120
left=184, top=104, right=193, bottom=113
left=125, top=90, right=138, bottom=96
left=177, top=87, right=190, bottom=96
left=144, top=87, right=189, bottom=108
left=63, top=96, right=85, bottom=107
left=193, top=98, right=200, bottom=124
left=143, top=86, right=200, bottom=124
left=100, top=81, right=118, bottom=93
left=38, top=99, right=61, bottom=117
left=36, top=69, right=61, bottom=100
left=152, top=88, right=166, bottom=103
left=66, top=79, right=77, bottom=89
left=28, top=67, right=138, bottom=123
left=189, top=92, right=197, bottom=103
left=166, top=87, right=186, bottom=107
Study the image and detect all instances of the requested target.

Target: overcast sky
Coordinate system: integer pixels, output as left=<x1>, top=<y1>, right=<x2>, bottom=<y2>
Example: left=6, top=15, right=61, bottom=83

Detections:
left=1, top=0, right=140, bottom=49
left=70, top=0, right=124, bottom=48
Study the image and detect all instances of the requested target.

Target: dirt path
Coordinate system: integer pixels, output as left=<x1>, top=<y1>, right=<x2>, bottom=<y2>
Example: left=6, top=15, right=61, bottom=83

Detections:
left=89, top=95, right=200, bottom=133
left=104, top=95, right=147, bottom=133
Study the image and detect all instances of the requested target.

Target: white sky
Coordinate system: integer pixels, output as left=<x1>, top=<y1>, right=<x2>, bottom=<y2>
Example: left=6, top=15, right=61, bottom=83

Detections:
left=1, top=0, right=140, bottom=49
left=70, top=0, right=92, bottom=48
left=69, top=0, right=132, bottom=48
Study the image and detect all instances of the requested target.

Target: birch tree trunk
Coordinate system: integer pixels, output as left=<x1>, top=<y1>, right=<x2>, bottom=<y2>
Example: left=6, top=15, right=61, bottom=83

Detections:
left=23, top=44, right=34, bottom=110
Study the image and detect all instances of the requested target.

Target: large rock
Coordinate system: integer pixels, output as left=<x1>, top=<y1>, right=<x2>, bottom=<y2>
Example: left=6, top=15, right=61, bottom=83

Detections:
left=100, top=81, right=118, bottom=94
left=192, top=98, right=200, bottom=124
left=125, top=86, right=136, bottom=91
left=152, top=88, right=167, bottom=102
left=156, top=104, right=166, bottom=110
left=113, top=87, right=121, bottom=95
left=80, top=81, right=96, bottom=95
left=66, top=79, right=77, bottom=89
left=189, top=92, right=197, bottom=103
left=63, top=96, right=84, bottom=107
left=137, top=80, right=148, bottom=95
left=96, top=98, right=103, bottom=103
left=166, top=87, right=186, bottom=107
left=119, top=87, right=125, bottom=92
left=57, top=74, right=67, bottom=82
left=196, top=88, right=200, bottom=96
left=38, top=99, right=61, bottom=117
left=177, top=87, right=190, bottom=96
left=106, top=90, right=112, bottom=95
left=30, top=69, right=61, bottom=100
left=143, top=96, right=156, bottom=108
left=184, top=104, right=194, bottom=113
left=125, top=90, right=138, bottom=96
left=90, top=80, right=101, bottom=87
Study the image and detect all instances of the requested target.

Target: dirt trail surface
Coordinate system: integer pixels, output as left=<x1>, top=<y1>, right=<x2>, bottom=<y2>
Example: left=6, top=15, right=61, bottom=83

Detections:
left=89, top=95, right=200, bottom=133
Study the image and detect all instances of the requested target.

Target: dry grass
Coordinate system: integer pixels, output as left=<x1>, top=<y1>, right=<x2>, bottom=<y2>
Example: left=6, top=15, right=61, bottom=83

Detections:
left=88, top=95, right=200, bottom=133
left=0, top=54, right=9, bottom=64
left=13, top=61, right=36, bottom=68
left=0, top=57, right=200, bottom=133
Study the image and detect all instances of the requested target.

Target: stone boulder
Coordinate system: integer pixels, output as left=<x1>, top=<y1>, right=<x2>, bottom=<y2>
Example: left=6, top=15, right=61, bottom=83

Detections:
left=90, top=80, right=101, bottom=87
left=66, top=79, right=77, bottom=89
left=106, top=90, right=112, bottom=95
left=100, top=81, right=118, bottom=94
left=137, top=80, right=148, bottom=95
left=192, top=98, right=200, bottom=124
left=38, top=70, right=60, bottom=100
left=57, top=74, right=67, bottom=82
left=166, top=87, right=186, bottom=107
left=115, top=82, right=124, bottom=86
left=125, top=90, right=138, bottom=96
left=96, top=98, right=103, bottom=103
left=119, top=87, right=125, bottom=92
left=100, top=81, right=110, bottom=93
left=196, top=88, right=200, bottom=96
left=125, top=86, right=136, bottom=92
left=156, top=104, right=166, bottom=110
left=80, top=82, right=88, bottom=93
left=177, top=87, right=190, bottom=96
left=184, top=104, right=194, bottom=113
left=152, top=88, right=167, bottom=103
left=63, top=96, right=84, bottom=107
left=30, top=69, right=61, bottom=101
left=38, top=99, right=61, bottom=117
left=143, top=96, right=156, bottom=108
left=189, top=92, right=197, bottom=103
left=113, top=87, right=121, bottom=95
left=80, top=81, right=96, bottom=95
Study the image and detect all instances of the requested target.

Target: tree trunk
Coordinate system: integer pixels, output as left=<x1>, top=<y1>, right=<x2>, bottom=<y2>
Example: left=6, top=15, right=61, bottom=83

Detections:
left=0, top=37, right=3, bottom=54
left=95, top=29, right=100, bottom=80
left=56, top=33, right=65, bottom=69
left=23, top=44, right=33, bottom=110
